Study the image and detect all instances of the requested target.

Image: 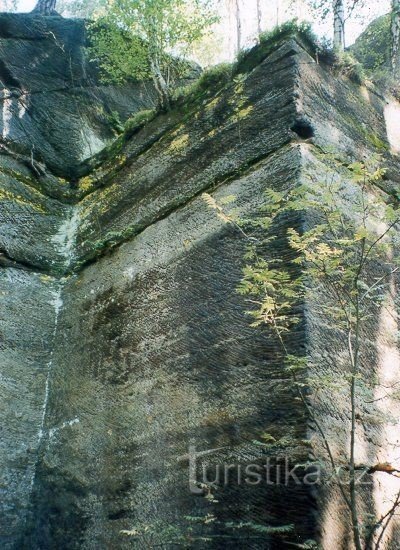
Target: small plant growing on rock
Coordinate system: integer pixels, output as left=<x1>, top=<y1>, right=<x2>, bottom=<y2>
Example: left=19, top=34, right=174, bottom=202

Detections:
left=331, top=51, right=366, bottom=84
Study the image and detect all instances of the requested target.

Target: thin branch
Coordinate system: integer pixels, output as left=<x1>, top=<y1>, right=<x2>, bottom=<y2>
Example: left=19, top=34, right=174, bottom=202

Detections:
left=273, top=319, right=352, bottom=511
left=374, top=490, right=400, bottom=550
left=361, top=267, right=399, bottom=303
left=362, top=219, right=400, bottom=269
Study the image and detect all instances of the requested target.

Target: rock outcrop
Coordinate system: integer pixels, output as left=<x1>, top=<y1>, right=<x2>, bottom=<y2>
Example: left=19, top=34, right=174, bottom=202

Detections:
left=1, top=14, right=400, bottom=549
left=0, top=13, right=157, bottom=179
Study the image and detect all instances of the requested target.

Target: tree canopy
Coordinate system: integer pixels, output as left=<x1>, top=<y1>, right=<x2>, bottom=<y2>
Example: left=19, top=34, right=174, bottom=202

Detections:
left=89, top=0, right=217, bottom=109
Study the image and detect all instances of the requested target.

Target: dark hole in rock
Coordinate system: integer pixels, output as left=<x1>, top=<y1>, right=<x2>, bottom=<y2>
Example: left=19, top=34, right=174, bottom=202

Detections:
left=0, top=59, right=21, bottom=89
left=291, top=118, right=315, bottom=139
left=108, top=509, right=129, bottom=520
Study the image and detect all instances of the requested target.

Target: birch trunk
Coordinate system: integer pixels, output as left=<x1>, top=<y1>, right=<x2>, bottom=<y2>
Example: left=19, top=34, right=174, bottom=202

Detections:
left=391, top=0, right=400, bottom=75
left=234, top=0, right=241, bottom=54
left=256, top=0, right=262, bottom=37
left=32, top=0, right=57, bottom=15
left=333, top=0, right=345, bottom=51
left=150, top=59, right=170, bottom=112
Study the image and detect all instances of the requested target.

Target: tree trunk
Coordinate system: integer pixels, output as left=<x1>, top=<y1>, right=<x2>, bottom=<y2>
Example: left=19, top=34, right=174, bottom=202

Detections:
left=150, top=59, right=170, bottom=112
left=234, top=0, right=241, bottom=54
left=32, top=0, right=57, bottom=15
left=333, top=0, right=345, bottom=51
left=391, top=0, right=400, bottom=75
left=256, top=0, right=262, bottom=37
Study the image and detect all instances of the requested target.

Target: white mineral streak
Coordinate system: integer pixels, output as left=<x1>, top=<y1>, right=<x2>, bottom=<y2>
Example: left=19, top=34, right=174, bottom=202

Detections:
left=31, top=205, right=81, bottom=489
left=30, top=284, right=63, bottom=489
left=18, top=97, right=27, bottom=120
left=2, top=88, right=13, bottom=139
left=49, top=417, right=80, bottom=439
left=80, top=127, right=105, bottom=161
left=52, top=207, right=80, bottom=269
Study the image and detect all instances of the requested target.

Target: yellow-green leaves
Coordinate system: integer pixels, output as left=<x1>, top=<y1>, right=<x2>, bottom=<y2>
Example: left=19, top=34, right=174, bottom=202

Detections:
left=202, top=192, right=232, bottom=225
left=348, top=156, right=387, bottom=184
left=238, top=261, right=302, bottom=332
left=239, top=155, right=400, bottom=343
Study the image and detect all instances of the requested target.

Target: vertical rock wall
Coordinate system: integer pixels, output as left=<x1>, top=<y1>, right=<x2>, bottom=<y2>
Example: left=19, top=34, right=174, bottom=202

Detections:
left=0, top=270, right=60, bottom=547
left=28, top=146, right=317, bottom=548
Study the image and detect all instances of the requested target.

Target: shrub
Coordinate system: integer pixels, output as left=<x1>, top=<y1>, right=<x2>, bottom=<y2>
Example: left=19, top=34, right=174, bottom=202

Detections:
left=259, top=19, right=318, bottom=47
left=197, top=63, right=233, bottom=91
left=331, top=51, right=366, bottom=85
left=234, top=19, right=319, bottom=75
left=123, top=109, right=157, bottom=136
left=171, top=63, right=233, bottom=105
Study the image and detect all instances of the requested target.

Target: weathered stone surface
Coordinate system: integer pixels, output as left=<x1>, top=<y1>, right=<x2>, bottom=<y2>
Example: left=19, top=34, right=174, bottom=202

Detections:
left=295, top=45, right=390, bottom=160
left=0, top=161, right=70, bottom=271
left=299, top=146, right=400, bottom=549
left=1, top=14, right=400, bottom=550
left=0, top=270, right=61, bottom=548
left=73, top=39, right=300, bottom=269
left=0, top=14, right=157, bottom=180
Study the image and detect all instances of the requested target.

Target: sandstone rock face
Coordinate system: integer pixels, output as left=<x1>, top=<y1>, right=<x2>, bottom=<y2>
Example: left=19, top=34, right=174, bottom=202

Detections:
left=0, top=14, right=157, bottom=179
left=1, top=15, right=400, bottom=549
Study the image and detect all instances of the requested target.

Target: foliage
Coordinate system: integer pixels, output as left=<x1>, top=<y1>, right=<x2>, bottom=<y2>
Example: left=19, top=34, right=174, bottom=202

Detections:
left=234, top=20, right=319, bottom=75
left=88, top=0, right=218, bottom=109
left=227, top=19, right=365, bottom=88
left=0, top=0, right=17, bottom=10
left=120, top=516, right=295, bottom=544
left=331, top=50, right=366, bottom=83
left=196, top=62, right=233, bottom=90
left=172, top=62, right=232, bottom=104
left=123, top=108, right=157, bottom=135
left=239, top=160, right=396, bottom=338
left=351, top=14, right=391, bottom=74
left=301, top=0, right=365, bottom=25
left=173, top=20, right=320, bottom=108
left=259, top=19, right=318, bottom=47
left=351, top=8, right=400, bottom=81
left=57, top=0, right=107, bottom=17
left=299, top=0, right=369, bottom=50
left=293, top=541, right=319, bottom=550
left=120, top=520, right=188, bottom=545
left=89, top=25, right=146, bottom=84
left=99, top=107, right=156, bottom=157
left=224, top=521, right=294, bottom=534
